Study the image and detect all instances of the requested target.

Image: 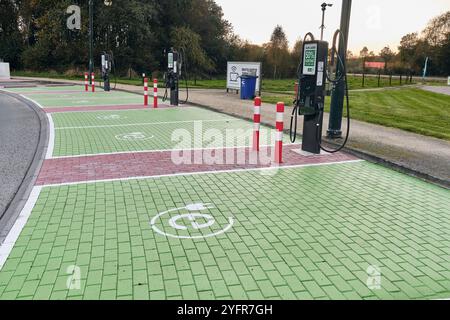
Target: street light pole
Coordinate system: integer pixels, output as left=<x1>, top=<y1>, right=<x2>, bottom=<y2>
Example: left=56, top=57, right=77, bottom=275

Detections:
left=327, top=0, right=352, bottom=139
left=89, top=0, right=94, bottom=84
left=320, top=3, right=333, bottom=41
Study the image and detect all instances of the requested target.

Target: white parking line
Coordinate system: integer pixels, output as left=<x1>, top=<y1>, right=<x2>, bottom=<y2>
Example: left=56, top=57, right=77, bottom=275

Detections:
left=19, top=94, right=45, bottom=109
left=54, top=118, right=243, bottom=130
left=39, top=160, right=365, bottom=187
left=46, top=106, right=195, bottom=114
left=49, top=143, right=290, bottom=159
left=0, top=186, right=43, bottom=271
left=46, top=114, right=55, bottom=159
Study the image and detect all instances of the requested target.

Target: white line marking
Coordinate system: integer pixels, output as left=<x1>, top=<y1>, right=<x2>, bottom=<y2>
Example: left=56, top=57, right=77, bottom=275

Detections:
left=19, top=94, right=45, bottom=109
left=46, top=114, right=55, bottom=159
left=38, top=160, right=365, bottom=187
left=45, top=106, right=196, bottom=114
left=54, top=118, right=243, bottom=130
left=45, top=102, right=151, bottom=108
left=0, top=186, right=42, bottom=271
left=48, top=143, right=293, bottom=159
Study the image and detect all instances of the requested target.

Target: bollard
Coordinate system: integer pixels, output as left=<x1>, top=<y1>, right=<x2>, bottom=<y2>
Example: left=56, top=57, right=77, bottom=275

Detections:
left=253, top=97, right=261, bottom=151
left=84, top=73, right=89, bottom=92
left=144, top=78, right=149, bottom=106
left=153, top=79, right=158, bottom=108
left=275, top=102, right=284, bottom=164
left=91, top=73, right=95, bottom=92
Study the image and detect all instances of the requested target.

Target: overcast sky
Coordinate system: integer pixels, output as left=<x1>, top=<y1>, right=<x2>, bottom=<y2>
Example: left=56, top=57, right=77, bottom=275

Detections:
left=215, top=0, right=449, bottom=55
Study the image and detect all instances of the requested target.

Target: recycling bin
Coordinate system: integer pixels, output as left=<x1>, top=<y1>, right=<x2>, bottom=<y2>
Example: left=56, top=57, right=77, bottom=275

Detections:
left=240, top=75, right=258, bottom=100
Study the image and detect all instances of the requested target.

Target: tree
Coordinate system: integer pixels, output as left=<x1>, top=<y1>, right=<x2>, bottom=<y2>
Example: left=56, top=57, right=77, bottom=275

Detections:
left=290, top=39, right=303, bottom=76
left=359, top=47, right=369, bottom=58
left=398, top=33, right=421, bottom=71
left=170, top=27, right=215, bottom=80
left=422, top=11, right=450, bottom=47
left=266, top=25, right=289, bottom=79
left=0, top=0, right=24, bottom=68
left=380, top=46, right=395, bottom=72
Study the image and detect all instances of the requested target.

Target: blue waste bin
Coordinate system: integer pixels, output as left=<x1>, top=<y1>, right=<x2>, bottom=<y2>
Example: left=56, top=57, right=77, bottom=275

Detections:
left=240, top=75, right=258, bottom=100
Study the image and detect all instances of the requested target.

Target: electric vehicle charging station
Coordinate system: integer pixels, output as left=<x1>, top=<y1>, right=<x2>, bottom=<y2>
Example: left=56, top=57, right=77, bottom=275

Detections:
left=295, top=38, right=329, bottom=154
left=290, top=30, right=351, bottom=155
left=164, top=48, right=181, bottom=106
left=101, top=52, right=112, bottom=92
left=163, top=47, right=190, bottom=107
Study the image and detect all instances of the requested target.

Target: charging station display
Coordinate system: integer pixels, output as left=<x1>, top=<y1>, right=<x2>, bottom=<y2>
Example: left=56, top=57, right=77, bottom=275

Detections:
left=302, top=43, right=318, bottom=76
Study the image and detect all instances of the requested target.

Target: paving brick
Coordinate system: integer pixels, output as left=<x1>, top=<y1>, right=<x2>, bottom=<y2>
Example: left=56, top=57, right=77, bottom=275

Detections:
left=1, top=140, right=449, bottom=300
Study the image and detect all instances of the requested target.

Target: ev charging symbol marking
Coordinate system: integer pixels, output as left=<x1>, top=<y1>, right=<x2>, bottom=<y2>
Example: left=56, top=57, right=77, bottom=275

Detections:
left=97, top=114, right=124, bottom=120
left=151, top=203, right=234, bottom=239
left=115, top=132, right=154, bottom=141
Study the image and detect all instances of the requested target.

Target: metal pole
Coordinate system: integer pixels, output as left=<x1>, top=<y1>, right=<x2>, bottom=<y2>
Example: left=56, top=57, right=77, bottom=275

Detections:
left=320, top=3, right=332, bottom=41
left=327, top=0, right=352, bottom=139
left=89, top=0, right=94, bottom=85
left=320, top=6, right=326, bottom=40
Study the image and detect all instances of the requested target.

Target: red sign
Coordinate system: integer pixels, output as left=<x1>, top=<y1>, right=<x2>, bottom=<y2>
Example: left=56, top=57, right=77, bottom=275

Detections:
left=365, top=62, right=385, bottom=69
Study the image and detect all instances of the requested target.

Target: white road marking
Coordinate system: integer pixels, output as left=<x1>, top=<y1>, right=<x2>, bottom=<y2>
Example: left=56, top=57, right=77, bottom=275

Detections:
left=150, top=203, right=234, bottom=239
left=44, top=105, right=195, bottom=113
left=54, top=118, right=243, bottom=130
left=0, top=186, right=43, bottom=271
left=19, top=94, right=45, bottom=109
left=46, top=114, right=55, bottom=159
left=115, top=132, right=154, bottom=141
left=48, top=143, right=293, bottom=159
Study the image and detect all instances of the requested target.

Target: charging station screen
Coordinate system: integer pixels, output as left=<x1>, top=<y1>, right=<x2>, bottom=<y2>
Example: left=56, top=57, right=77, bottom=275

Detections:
left=168, top=53, right=174, bottom=69
left=303, top=43, right=317, bottom=76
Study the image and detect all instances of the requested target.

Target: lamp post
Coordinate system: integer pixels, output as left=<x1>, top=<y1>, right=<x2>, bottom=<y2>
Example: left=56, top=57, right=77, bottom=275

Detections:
left=327, top=0, right=352, bottom=139
left=320, top=3, right=333, bottom=40
left=88, top=0, right=93, bottom=84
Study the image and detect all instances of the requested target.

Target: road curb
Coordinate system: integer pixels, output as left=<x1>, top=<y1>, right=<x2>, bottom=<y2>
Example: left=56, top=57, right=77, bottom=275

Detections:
left=0, top=91, right=49, bottom=244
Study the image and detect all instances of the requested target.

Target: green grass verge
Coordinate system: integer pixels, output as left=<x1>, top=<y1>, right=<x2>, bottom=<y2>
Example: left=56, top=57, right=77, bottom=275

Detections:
left=264, top=88, right=450, bottom=141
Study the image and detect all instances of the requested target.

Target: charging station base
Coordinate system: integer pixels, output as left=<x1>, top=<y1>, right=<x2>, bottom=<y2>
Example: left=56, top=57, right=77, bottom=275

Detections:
left=291, top=148, right=330, bottom=157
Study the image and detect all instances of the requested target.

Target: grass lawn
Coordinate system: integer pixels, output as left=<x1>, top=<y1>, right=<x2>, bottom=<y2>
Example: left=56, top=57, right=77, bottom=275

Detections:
left=264, top=88, right=450, bottom=141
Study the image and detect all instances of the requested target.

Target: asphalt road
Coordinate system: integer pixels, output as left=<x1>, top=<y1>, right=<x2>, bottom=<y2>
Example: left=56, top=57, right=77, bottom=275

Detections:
left=0, top=93, right=40, bottom=219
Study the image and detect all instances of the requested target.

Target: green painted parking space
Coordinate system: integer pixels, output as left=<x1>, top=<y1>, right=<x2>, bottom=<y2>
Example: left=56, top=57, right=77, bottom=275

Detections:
left=52, top=107, right=234, bottom=128
left=0, top=161, right=449, bottom=300
left=26, top=91, right=144, bottom=108
left=5, top=85, right=84, bottom=93
left=52, top=117, right=264, bottom=157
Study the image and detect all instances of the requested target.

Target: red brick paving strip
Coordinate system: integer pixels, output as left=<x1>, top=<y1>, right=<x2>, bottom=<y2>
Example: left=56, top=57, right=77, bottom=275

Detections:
left=43, top=103, right=173, bottom=113
left=36, top=145, right=358, bottom=185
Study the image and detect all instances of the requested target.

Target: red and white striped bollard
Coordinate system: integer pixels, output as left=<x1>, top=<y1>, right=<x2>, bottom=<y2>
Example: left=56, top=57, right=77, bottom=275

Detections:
left=91, top=73, right=95, bottom=92
left=275, top=102, right=285, bottom=164
left=84, top=72, right=88, bottom=92
left=253, top=97, right=261, bottom=151
left=153, top=79, right=158, bottom=108
left=144, top=78, right=149, bottom=106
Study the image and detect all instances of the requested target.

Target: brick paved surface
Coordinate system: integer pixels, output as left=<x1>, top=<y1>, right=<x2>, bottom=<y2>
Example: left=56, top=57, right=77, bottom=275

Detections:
left=36, top=145, right=357, bottom=186
left=50, top=107, right=272, bottom=157
left=0, top=85, right=449, bottom=300
left=1, top=162, right=449, bottom=300
left=24, top=91, right=145, bottom=108
left=44, top=104, right=175, bottom=113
